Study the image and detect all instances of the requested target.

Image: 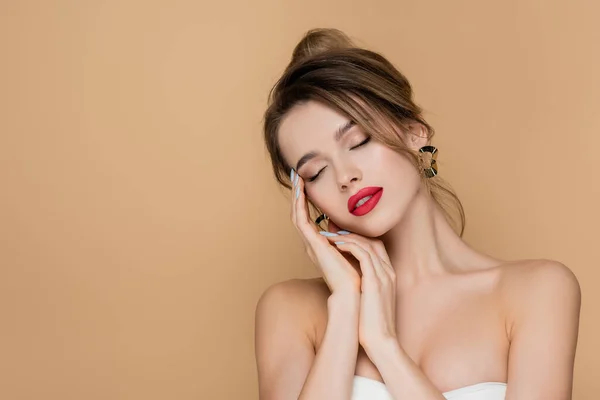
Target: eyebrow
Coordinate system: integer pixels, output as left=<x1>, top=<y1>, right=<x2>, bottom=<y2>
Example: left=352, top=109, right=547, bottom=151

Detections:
left=294, top=120, right=356, bottom=172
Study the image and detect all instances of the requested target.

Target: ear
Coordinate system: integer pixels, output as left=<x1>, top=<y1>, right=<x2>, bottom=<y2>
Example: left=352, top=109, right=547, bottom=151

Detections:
left=406, top=122, right=429, bottom=151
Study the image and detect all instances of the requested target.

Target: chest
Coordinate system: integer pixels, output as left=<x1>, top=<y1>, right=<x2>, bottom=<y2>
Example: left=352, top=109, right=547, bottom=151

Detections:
left=354, top=285, right=510, bottom=390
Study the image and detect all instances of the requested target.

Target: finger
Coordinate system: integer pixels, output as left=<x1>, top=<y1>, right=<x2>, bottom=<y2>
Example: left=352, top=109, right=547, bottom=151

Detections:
left=325, top=235, right=389, bottom=282
left=350, top=235, right=391, bottom=267
left=367, top=239, right=394, bottom=280
left=373, top=240, right=396, bottom=281
left=291, top=170, right=311, bottom=248
left=333, top=241, right=377, bottom=284
left=370, top=239, right=392, bottom=266
left=290, top=168, right=297, bottom=224
left=328, top=233, right=393, bottom=276
left=294, top=173, right=323, bottom=245
left=370, top=251, right=390, bottom=283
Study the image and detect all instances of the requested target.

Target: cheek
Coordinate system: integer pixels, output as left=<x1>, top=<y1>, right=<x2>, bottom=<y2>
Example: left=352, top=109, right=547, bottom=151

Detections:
left=370, top=146, right=414, bottom=176
left=373, top=149, right=422, bottom=197
left=305, top=185, right=336, bottom=210
left=305, top=185, right=343, bottom=226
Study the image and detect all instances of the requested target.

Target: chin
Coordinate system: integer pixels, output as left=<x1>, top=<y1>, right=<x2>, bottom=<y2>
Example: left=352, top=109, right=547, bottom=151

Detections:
left=340, top=211, right=398, bottom=238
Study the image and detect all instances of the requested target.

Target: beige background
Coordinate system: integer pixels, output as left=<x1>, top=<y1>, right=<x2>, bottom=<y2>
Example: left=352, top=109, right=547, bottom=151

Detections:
left=1, top=1, right=598, bottom=399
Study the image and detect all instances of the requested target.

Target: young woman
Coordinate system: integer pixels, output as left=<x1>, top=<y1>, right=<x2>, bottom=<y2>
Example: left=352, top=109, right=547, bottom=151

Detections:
left=254, top=28, right=581, bottom=400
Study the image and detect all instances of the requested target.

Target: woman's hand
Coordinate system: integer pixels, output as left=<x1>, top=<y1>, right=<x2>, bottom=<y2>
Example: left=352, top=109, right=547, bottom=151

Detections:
left=291, top=170, right=361, bottom=295
left=320, top=230, right=398, bottom=355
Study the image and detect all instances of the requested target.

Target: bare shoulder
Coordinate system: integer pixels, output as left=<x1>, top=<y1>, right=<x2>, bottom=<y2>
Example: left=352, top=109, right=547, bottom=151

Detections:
left=496, top=259, right=581, bottom=336
left=255, top=277, right=330, bottom=340
left=496, top=258, right=581, bottom=295
left=256, top=277, right=330, bottom=312
left=490, top=259, right=582, bottom=395
left=254, top=277, right=330, bottom=399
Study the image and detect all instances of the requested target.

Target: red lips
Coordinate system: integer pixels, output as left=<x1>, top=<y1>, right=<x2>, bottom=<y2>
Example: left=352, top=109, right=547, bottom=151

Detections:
left=347, top=186, right=383, bottom=212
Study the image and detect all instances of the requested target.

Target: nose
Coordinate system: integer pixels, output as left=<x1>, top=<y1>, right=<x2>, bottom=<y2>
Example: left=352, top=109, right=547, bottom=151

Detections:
left=336, top=163, right=362, bottom=191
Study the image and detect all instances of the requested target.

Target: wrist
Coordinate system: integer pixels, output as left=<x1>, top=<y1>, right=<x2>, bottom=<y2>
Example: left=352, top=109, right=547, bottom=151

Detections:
left=325, top=291, right=360, bottom=341
left=328, top=290, right=360, bottom=310
left=363, top=334, right=400, bottom=360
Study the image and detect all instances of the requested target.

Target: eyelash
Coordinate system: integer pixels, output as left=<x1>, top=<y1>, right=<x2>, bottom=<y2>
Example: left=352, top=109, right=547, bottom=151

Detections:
left=307, top=136, right=372, bottom=182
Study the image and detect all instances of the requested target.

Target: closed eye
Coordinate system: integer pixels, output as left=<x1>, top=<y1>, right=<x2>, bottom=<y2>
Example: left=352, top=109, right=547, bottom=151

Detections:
left=350, top=136, right=371, bottom=150
left=307, top=136, right=372, bottom=182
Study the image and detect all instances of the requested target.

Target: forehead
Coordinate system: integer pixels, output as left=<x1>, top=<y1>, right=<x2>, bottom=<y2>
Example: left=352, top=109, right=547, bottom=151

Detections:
left=278, top=101, right=349, bottom=164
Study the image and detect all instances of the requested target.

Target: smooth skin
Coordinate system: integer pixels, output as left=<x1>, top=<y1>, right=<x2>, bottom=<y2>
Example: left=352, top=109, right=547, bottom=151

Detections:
left=255, top=101, right=581, bottom=400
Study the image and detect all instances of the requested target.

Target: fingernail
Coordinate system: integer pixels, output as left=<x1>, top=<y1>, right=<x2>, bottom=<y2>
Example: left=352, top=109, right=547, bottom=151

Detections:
left=319, top=231, right=338, bottom=237
left=294, top=173, right=299, bottom=186
left=337, top=231, right=351, bottom=235
left=290, top=169, right=295, bottom=182
left=295, top=186, right=300, bottom=199
left=334, top=241, right=345, bottom=245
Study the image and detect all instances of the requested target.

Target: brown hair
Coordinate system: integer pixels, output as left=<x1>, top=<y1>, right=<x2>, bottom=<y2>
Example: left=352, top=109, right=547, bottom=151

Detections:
left=263, top=28, right=466, bottom=236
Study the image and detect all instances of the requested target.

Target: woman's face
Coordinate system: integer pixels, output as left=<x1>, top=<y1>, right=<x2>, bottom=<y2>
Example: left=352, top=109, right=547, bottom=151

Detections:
left=278, top=100, right=426, bottom=237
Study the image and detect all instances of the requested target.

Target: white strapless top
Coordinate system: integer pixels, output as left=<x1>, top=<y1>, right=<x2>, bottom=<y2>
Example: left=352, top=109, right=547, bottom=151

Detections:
left=352, top=375, right=507, bottom=400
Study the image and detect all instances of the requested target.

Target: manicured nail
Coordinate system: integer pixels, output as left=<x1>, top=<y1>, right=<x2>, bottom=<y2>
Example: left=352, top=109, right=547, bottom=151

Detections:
left=334, top=241, right=345, bottom=245
left=337, top=231, right=351, bottom=235
left=295, top=186, right=300, bottom=199
left=294, top=173, right=299, bottom=186
left=290, top=169, right=295, bottom=182
left=319, top=231, right=338, bottom=237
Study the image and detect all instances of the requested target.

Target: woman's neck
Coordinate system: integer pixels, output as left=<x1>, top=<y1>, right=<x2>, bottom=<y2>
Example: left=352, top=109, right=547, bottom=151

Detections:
left=380, top=187, right=503, bottom=289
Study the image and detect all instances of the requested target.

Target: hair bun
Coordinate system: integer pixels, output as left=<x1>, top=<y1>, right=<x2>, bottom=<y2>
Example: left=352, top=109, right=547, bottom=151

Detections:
left=290, top=28, right=355, bottom=65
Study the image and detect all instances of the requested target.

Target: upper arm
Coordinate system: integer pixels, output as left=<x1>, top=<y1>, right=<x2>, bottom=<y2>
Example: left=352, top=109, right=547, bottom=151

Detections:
left=505, top=261, right=582, bottom=399
left=254, top=280, right=317, bottom=400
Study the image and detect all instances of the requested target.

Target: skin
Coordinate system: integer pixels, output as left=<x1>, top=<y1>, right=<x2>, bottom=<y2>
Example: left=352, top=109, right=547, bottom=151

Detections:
left=255, top=100, right=581, bottom=399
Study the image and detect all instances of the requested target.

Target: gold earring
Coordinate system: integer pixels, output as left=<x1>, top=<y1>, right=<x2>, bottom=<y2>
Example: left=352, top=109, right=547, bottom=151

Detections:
left=419, top=145, right=438, bottom=178
left=315, top=213, right=329, bottom=226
